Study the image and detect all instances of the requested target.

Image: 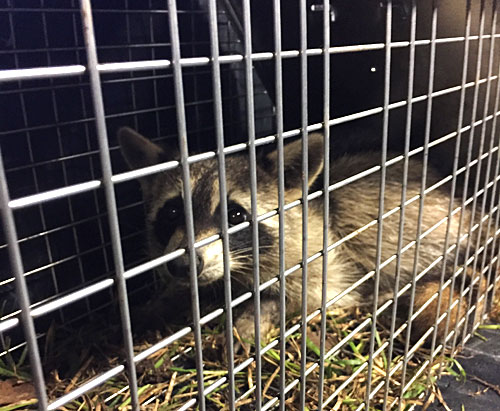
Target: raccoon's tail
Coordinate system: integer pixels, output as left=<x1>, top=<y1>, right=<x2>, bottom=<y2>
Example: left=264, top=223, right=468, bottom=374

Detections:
left=393, top=265, right=489, bottom=347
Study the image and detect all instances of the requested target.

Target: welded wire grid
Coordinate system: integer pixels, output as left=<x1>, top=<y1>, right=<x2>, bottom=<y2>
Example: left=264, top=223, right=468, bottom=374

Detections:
left=0, top=1, right=499, bottom=410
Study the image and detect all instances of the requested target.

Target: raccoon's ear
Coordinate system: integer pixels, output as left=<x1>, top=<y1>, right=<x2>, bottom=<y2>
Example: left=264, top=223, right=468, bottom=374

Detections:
left=118, top=127, right=166, bottom=170
left=264, top=133, right=325, bottom=189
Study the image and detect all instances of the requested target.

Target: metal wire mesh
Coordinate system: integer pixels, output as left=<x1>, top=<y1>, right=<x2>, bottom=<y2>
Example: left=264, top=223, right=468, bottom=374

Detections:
left=0, top=0, right=499, bottom=410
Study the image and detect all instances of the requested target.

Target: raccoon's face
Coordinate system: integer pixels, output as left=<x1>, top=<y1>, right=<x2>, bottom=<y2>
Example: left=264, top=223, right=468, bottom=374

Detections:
left=118, top=127, right=324, bottom=287
left=143, top=157, right=266, bottom=287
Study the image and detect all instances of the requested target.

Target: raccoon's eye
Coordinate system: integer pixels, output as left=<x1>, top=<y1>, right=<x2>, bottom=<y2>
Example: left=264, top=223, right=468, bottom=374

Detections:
left=154, top=197, right=184, bottom=244
left=163, top=205, right=182, bottom=222
left=227, top=205, right=248, bottom=226
left=157, top=198, right=184, bottom=224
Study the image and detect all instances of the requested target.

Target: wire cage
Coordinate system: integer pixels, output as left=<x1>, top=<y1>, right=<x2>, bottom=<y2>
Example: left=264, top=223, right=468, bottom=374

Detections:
left=0, top=0, right=499, bottom=410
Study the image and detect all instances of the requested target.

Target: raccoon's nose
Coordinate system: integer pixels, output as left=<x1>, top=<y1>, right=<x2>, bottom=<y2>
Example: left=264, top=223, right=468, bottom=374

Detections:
left=167, top=252, right=204, bottom=278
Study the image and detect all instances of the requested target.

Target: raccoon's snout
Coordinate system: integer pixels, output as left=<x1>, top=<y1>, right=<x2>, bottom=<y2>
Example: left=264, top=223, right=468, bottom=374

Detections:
left=167, top=252, right=204, bottom=278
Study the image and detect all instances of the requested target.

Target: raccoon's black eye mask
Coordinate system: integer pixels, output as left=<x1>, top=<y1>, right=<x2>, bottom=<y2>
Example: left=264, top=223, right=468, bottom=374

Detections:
left=154, top=197, right=250, bottom=244
left=154, top=197, right=184, bottom=244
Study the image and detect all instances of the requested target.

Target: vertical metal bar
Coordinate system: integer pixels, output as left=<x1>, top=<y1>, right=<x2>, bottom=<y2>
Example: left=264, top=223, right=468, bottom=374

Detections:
left=436, top=1, right=473, bottom=377
left=298, top=0, right=310, bottom=408
left=272, top=0, right=286, bottom=409
left=429, top=0, right=474, bottom=383
left=241, top=1, right=262, bottom=408
left=316, top=0, right=331, bottom=408
left=79, top=1, right=139, bottom=409
left=207, top=0, right=236, bottom=408
left=482, top=32, right=500, bottom=318
left=71, top=6, right=113, bottom=302
left=165, top=1, right=206, bottom=409
left=365, top=1, right=391, bottom=408
left=398, top=1, right=438, bottom=407
left=382, top=1, right=416, bottom=407
left=464, top=0, right=497, bottom=338
left=450, top=0, right=487, bottom=355
left=0, top=151, right=48, bottom=410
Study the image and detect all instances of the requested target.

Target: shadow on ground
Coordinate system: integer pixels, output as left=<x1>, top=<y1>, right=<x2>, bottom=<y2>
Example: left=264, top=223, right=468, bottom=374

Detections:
left=426, top=326, right=500, bottom=410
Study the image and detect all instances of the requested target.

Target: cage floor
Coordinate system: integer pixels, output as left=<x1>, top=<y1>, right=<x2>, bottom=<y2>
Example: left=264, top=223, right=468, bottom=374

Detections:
left=0, top=292, right=498, bottom=410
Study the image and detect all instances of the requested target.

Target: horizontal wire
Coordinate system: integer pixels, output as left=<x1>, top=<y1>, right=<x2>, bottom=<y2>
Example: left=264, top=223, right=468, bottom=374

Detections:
left=9, top=180, right=101, bottom=208
left=0, top=64, right=250, bottom=100
left=0, top=7, right=206, bottom=14
left=47, top=365, right=125, bottom=410
left=0, top=65, right=86, bottom=81
left=1, top=34, right=499, bottom=82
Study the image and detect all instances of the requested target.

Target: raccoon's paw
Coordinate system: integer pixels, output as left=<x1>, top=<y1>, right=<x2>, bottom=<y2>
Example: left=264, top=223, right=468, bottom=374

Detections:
left=233, top=315, right=255, bottom=355
left=233, top=298, right=280, bottom=353
left=234, top=314, right=257, bottom=343
left=233, top=315, right=275, bottom=355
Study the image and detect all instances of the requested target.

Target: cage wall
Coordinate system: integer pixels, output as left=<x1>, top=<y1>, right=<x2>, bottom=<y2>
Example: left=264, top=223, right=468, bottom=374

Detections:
left=1, top=0, right=500, bottom=410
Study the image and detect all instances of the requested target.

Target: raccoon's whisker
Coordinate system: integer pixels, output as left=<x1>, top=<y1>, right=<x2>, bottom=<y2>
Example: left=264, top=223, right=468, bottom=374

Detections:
left=228, top=275, right=247, bottom=287
left=229, top=251, right=279, bottom=264
left=201, top=265, right=224, bottom=277
left=230, top=275, right=253, bottom=289
left=229, top=248, right=254, bottom=256
left=229, top=256, right=252, bottom=262
left=229, top=245, right=276, bottom=258
left=228, top=261, right=251, bottom=273
left=231, top=245, right=275, bottom=253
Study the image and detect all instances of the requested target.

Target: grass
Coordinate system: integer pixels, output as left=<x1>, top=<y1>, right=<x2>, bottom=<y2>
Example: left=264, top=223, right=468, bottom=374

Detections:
left=38, top=307, right=439, bottom=410
left=0, top=343, right=30, bottom=381
left=1, top=289, right=499, bottom=410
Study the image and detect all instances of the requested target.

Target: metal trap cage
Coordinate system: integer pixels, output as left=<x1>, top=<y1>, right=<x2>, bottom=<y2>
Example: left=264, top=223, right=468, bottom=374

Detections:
left=0, top=0, right=499, bottom=410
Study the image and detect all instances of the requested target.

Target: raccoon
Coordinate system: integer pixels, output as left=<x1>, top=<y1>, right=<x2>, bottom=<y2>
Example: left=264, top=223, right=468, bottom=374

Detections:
left=118, top=127, right=484, bottom=343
